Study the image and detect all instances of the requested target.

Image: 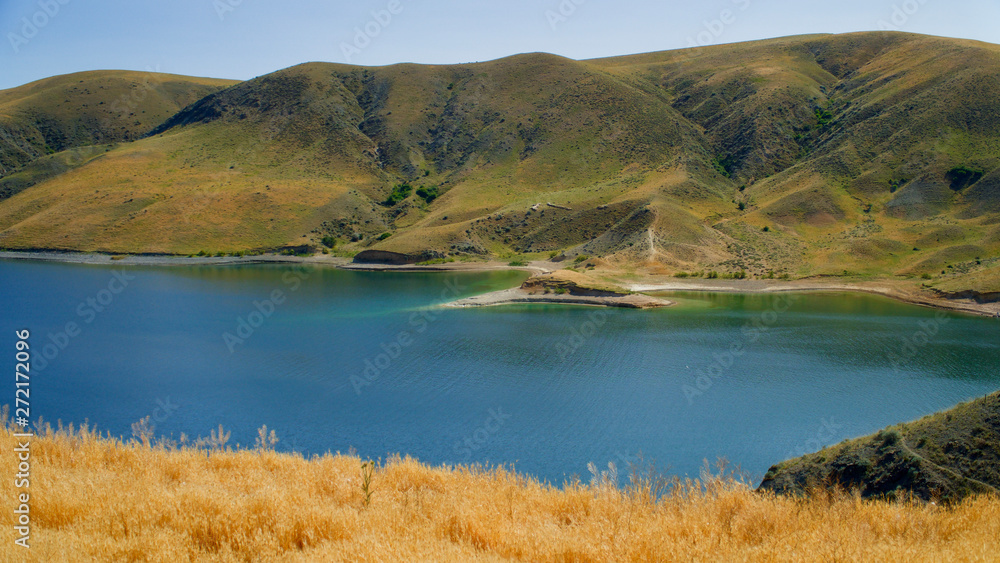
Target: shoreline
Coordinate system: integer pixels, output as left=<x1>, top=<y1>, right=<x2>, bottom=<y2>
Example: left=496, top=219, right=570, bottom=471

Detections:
left=443, top=287, right=674, bottom=309
left=621, top=277, right=1000, bottom=318
left=2, top=249, right=998, bottom=317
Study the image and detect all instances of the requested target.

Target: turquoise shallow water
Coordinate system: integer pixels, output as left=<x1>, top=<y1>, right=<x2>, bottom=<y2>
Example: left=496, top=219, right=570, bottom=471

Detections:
left=2, top=260, right=999, bottom=485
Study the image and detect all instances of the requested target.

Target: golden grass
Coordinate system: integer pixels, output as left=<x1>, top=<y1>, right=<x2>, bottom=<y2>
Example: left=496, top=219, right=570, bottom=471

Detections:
left=2, top=424, right=999, bottom=562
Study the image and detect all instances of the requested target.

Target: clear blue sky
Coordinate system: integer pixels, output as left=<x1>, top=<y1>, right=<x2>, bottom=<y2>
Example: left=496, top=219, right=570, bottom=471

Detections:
left=2, top=0, right=999, bottom=90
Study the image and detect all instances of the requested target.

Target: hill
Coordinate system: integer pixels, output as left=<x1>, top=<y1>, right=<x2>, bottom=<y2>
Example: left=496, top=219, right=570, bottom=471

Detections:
left=758, top=391, right=1000, bottom=502
left=0, top=32, right=998, bottom=293
left=0, top=71, right=237, bottom=200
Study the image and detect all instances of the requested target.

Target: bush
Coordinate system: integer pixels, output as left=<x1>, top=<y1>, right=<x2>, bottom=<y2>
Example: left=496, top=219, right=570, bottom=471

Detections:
left=508, top=260, right=527, bottom=267
left=383, top=183, right=413, bottom=206
left=377, top=232, right=392, bottom=241
left=815, top=107, right=833, bottom=127
left=711, top=155, right=736, bottom=178
left=674, top=272, right=689, bottom=278
left=946, top=166, right=984, bottom=190
left=706, top=271, right=719, bottom=279
left=415, top=185, right=439, bottom=203
left=574, top=255, right=590, bottom=263
left=321, top=236, right=337, bottom=249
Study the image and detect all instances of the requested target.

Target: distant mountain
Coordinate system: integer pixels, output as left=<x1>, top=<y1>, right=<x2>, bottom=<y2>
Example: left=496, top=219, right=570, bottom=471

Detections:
left=759, top=391, right=1000, bottom=502
left=0, top=32, right=997, bottom=291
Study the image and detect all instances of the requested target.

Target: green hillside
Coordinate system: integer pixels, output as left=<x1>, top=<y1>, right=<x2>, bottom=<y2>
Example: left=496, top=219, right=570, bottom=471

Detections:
left=0, top=32, right=997, bottom=292
left=0, top=71, right=237, bottom=196
left=759, top=391, right=1000, bottom=502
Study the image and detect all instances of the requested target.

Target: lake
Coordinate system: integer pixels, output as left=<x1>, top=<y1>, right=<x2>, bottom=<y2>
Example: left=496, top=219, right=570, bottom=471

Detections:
left=2, top=259, right=999, bottom=485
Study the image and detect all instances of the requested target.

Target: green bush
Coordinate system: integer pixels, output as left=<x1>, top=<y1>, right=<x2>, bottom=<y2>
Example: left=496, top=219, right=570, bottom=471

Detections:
left=321, top=236, right=337, bottom=249
left=711, top=155, right=736, bottom=178
left=574, top=255, right=589, bottom=263
left=415, top=185, right=439, bottom=203
left=383, top=183, right=413, bottom=206
left=377, top=232, right=392, bottom=241
left=946, top=166, right=984, bottom=190
left=815, top=107, right=833, bottom=127
left=508, top=260, right=527, bottom=267
left=706, top=271, right=719, bottom=279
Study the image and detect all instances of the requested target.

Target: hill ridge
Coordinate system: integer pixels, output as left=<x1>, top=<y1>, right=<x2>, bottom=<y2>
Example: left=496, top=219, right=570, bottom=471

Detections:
left=0, top=31, right=997, bottom=296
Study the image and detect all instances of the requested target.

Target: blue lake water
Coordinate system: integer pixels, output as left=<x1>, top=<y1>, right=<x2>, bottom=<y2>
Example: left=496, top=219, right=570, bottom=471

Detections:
left=2, top=259, right=999, bottom=485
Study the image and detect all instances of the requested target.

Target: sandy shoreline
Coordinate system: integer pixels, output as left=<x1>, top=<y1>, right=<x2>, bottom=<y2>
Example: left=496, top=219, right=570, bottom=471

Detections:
left=444, top=287, right=673, bottom=309
left=621, top=277, right=1000, bottom=318
left=2, top=250, right=997, bottom=317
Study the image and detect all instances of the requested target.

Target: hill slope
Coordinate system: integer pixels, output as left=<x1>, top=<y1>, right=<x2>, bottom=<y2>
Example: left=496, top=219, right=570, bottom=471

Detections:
left=0, top=71, right=237, bottom=199
left=758, top=391, right=1000, bottom=502
left=0, top=32, right=998, bottom=292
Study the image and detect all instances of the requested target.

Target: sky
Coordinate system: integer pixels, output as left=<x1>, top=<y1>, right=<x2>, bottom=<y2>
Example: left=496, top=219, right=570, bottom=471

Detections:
left=2, top=0, right=999, bottom=89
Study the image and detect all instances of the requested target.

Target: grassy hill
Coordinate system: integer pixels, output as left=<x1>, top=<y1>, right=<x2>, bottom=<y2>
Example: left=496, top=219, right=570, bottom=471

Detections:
left=0, top=71, right=237, bottom=201
left=759, top=391, right=1000, bottom=502
left=0, top=32, right=998, bottom=291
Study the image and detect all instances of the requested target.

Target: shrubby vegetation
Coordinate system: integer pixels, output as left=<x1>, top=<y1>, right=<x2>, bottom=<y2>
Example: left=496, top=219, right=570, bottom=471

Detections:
left=383, top=183, right=413, bottom=206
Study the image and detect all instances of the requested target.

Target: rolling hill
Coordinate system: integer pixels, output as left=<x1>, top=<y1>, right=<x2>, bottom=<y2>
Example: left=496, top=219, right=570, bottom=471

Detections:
left=759, top=391, right=1000, bottom=502
left=0, top=32, right=997, bottom=292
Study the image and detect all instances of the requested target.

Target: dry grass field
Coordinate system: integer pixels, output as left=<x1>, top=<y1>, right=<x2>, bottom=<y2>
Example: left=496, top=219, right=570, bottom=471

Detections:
left=2, top=420, right=998, bottom=562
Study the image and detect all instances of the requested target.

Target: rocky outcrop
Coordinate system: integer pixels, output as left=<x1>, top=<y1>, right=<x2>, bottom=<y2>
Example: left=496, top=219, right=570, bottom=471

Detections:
left=758, top=392, right=1000, bottom=502
left=352, top=250, right=443, bottom=265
